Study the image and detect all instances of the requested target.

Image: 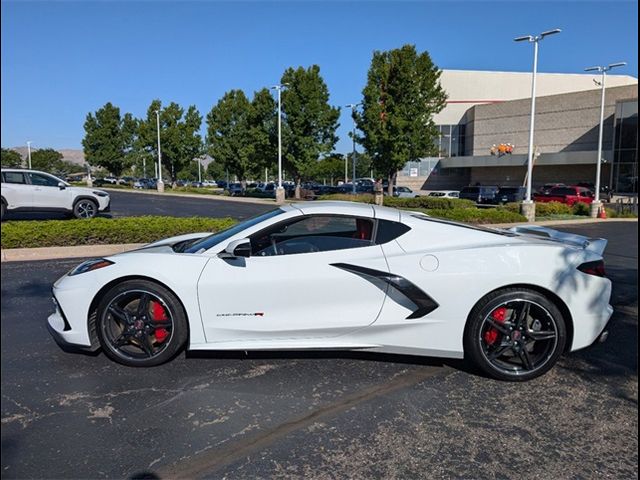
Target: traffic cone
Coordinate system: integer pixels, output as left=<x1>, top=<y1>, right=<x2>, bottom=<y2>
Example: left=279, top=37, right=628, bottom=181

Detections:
left=598, top=205, right=607, bottom=219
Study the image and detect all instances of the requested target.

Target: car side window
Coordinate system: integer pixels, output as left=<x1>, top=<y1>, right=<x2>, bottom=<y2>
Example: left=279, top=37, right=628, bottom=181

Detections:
left=28, top=173, right=59, bottom=187
left=2, top=172, right=27, bottom=184
left=375, top=219, right=411, bottom=244
left=251, top=215, right=374, bottom=256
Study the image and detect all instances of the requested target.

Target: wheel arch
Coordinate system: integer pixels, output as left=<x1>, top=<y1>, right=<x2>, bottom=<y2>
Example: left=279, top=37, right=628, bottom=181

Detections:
left=463, top=283, right=574, bottom=353
left=73, top=195, right=99, bottom=207
left=87, top=275, right=191, bottom=349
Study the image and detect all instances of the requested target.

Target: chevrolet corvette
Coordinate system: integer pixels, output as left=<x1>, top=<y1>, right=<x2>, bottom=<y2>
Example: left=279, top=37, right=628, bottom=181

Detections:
left=48, top=201, right=613, bottom=381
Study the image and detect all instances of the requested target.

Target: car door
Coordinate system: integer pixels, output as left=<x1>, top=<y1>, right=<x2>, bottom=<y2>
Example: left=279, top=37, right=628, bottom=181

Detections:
left=27, top=172, right=71, bottom=209
left=197, top=214, right=389, bottom=344
left=1, top=171, right=33, bottom=208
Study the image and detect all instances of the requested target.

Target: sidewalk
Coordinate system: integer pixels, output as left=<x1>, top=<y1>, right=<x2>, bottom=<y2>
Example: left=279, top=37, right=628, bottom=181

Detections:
left=1, top=218, right=635, bottom=263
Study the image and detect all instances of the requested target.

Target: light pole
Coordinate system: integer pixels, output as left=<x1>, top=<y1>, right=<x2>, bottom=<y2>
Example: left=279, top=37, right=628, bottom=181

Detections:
left=271, top=83, right=288, bottom=204
left=155, top=109, right=164, bottom=192
left=345, top=103, right=362, bottom=193
left=196, top=157, right=202, bottom=183
left=585, top=62, right=626, bottom=216
left=514, top=28, right=561, bottom=221
left=26, top=141, right=32, bottom=169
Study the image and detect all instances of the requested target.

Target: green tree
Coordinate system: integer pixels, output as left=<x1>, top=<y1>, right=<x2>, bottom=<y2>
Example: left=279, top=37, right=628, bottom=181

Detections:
left=314, top=154, right=346, bottom=185
left=1, top=148, right=23, bottom=168
left=82, top=102, right=137, bottom=176
left=355, top=45, right=447, bottom=194
left=248, top=88, right=277, bottom=177
left=30, top=148, right=64, bottom=173
left=137, top=100, right=203, bottom=182
left=281, top=65, right=340, bottom=198
left=206, top=90, right=253, bottom=184
left=206, top=160, right=225, bottom=181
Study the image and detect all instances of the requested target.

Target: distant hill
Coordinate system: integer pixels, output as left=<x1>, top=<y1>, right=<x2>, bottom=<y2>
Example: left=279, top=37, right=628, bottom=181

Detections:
left=10, top=147, right=86, bottom=166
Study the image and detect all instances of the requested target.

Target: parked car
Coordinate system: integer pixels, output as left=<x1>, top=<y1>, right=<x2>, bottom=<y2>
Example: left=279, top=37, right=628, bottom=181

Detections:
left=459, top=186, right=499, bottom=204
left=575, top=183, right=612, bottom=202
left=48, top=201, right=613, bottom=382
left=133, top=178, right=154, bottom=190
left=493, top=186, right=527, bottom=205
left=103, top=176, right=119, bottom=185
left=428, top=191, right=459, bottom=198
left=190, top=181, right=204, bottom=188
left=1, top=168, right=110, bottom=220
left=393, top=186, right=420, bottom=198
left=216, top=180, right=228, bottom=188
left=538, top=183, right=566, bottom=195
left=226, top=183, right=244, bottom=196
left=533, top=186, right=594, bottom=206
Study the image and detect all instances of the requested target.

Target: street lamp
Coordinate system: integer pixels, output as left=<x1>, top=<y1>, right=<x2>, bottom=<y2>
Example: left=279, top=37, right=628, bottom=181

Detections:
left=271, top=83, right=288, bottom=204
left=584, top=62, right=626, bottom=216
left=155, top=109, right=165, bottom=192
left=345, top=103, right=362, bottom=193
left=26, top=141, right=32, bottom=169
left=515, top=28, right=561, bottom=221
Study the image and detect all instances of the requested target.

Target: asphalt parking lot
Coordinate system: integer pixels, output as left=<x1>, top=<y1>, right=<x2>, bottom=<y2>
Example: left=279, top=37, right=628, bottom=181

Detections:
left=1, top=221, right=637, bottom=479
left=3, top=189, right=274, bottom=222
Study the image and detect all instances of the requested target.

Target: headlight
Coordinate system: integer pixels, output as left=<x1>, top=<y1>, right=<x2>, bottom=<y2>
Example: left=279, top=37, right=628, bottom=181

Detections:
left=92, top=191, right=109, bottom=197
left=68, top=258, right=114, bottom=276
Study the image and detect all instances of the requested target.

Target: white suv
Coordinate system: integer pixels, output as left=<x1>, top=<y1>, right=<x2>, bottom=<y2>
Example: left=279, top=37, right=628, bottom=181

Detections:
left=1, top=169, right=111, bottom=220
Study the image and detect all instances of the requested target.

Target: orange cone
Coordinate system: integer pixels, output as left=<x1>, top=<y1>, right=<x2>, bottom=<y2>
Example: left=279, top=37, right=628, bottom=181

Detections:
left=598, top=205, right=607, bottom=219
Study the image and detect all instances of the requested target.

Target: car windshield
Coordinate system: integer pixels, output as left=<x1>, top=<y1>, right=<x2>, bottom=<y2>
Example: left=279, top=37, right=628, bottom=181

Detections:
left=460, top=187, right=479, bottom=194
left=184, top=208, right=285, bottom=254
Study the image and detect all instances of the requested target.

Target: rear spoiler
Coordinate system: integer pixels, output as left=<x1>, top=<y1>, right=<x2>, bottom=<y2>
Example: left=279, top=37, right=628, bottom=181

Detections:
left=507, top=225, right=607, bottom=256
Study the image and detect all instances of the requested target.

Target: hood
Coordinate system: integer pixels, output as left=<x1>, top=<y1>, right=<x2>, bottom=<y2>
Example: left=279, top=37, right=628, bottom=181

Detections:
left=70, top=185, right=109, bottom=196
left=506, top=225, right=607, bottom=256
left=125, top=232, right=212, bottom=254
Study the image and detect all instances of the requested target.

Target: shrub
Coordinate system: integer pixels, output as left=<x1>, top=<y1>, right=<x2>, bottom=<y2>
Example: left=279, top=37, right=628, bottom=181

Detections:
left=501, top=202, right=575, bottom=217
left=571, top=202, right=591, bottom=216
left=411, top=208, right=527, bottom=224
left=1, top=216, right=237, bottom=249
left=316, top=194, right=375, bottom=203
left=383, top=196, right=476, bottom=210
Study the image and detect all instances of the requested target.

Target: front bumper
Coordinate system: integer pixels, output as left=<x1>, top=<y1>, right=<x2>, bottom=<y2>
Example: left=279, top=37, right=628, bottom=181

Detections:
left=99, top=196, right=111, bottom=212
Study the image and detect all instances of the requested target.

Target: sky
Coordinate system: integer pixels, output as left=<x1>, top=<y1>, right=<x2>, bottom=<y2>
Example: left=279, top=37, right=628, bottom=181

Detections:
left=1, top=0, right=638, bottom=154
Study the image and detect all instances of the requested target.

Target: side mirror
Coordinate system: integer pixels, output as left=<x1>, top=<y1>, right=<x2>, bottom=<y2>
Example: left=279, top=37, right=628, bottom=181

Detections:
left=219, top=238, right=251, bottom=258
left=58, top=182, right=67, bottom=190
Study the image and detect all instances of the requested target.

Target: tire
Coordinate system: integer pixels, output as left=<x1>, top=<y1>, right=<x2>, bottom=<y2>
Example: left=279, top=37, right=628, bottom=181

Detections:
left=96, top=279, right=188, bottom=367
left=1, top=201, right=6, bottom=221
left=464, top=288, right=566, bottom=382
left=73, top=198, right=98, bottom=219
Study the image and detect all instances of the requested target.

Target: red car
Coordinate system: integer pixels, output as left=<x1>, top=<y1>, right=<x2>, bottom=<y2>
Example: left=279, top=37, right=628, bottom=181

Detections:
left=534, top=186, right=594, bottom=205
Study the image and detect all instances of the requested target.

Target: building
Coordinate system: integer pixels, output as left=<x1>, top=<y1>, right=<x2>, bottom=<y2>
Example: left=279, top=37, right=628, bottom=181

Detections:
left=398, top=70, right=638, bottom=195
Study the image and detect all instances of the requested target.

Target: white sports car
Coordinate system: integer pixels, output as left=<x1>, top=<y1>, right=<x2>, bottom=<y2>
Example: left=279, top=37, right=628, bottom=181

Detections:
left=48, top=201, right=613, bottom=381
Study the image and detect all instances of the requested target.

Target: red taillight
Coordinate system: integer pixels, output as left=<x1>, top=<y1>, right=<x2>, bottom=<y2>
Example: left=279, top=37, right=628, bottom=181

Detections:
left=578, top=260, right=606, bottom=277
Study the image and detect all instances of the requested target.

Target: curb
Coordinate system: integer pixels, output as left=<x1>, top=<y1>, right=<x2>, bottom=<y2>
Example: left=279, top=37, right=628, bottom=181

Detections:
left=1, top=218, right=635, bottom=263
left=1, top=243, right=144, bottom=263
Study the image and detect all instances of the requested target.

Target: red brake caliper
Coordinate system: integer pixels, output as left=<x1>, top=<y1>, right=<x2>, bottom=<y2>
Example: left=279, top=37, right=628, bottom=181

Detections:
left=484, top=306, right=507, bottom=345
left=150, top=301, right=169, bottom=343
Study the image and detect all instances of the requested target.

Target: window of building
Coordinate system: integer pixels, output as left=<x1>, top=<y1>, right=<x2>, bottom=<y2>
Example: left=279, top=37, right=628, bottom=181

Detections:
left=611, top=99, right=638, bottom=194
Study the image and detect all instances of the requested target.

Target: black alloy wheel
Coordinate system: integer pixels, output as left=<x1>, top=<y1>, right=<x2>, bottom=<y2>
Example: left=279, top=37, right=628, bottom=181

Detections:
left=465, top=289, right=567, bottom=381
left=73, top=199, right=98, bottom=219
left=96, top=280, right=188, bottom=367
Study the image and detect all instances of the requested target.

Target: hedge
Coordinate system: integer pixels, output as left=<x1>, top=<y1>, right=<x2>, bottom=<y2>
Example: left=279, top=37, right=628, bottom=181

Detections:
left=316, top=194, right=476, bottom=209
left=413, top=208, right=527, bottom=224
left=1, top=216, right=236, bottom=249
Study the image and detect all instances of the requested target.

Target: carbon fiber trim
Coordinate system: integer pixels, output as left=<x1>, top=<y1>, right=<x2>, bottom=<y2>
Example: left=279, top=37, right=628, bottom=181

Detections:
left=331, top=263, right=439, bottom=319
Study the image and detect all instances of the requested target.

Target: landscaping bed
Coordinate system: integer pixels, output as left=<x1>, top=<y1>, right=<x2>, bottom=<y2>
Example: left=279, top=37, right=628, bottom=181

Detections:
left=1, top=216, right=235, bottom=249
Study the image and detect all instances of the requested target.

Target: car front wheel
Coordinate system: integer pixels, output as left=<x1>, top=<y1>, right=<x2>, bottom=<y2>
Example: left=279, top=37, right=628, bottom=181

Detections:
left=464, top=288, right=567, bottom=381
left=96, top=280, right=188, bottom=367
left=73, top=199, right=98, bottom=219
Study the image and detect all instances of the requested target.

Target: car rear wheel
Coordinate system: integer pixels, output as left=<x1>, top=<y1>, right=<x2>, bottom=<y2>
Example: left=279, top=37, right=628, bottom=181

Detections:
left=464, top=288, right=566, bottom=381
left=73, top=199, right=98, bottom=219
left=96, top=280, right=188, bottom=367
